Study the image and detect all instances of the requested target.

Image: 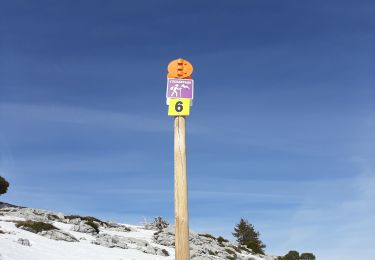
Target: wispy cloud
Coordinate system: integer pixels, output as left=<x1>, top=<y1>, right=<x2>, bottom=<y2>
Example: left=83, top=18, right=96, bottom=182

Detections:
left=0, top=102, right=170, bottom=133
left=269, top=159, right=375, bottom=259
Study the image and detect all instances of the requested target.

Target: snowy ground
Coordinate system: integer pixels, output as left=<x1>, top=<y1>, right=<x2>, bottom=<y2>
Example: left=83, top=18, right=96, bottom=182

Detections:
left=0, top=216, right=174, bottom=260
left=0, top=205, right=273, bottom=260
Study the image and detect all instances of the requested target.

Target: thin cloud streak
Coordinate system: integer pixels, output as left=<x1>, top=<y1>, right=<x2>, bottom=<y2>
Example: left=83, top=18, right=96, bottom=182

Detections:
left=272, top=160, right=375, bottom=259
left=0, top=102, right=170, bottom=133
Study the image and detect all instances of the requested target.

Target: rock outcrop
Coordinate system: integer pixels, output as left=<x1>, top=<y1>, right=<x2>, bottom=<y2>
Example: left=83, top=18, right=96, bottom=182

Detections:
left=154, top=226, right=271, bottom=260
left=17, top=238, right=31, bottom=246
left=0, top=207, right=64, bottom=222
left=39, top=230, right=79, bottom=242
left=92, top=233, right=128, bottom=249
left=71, top=222, right=98, bottom=235
left=104, top=222, right=134, bottom=232
left=93, top=233, right=169, bottom=256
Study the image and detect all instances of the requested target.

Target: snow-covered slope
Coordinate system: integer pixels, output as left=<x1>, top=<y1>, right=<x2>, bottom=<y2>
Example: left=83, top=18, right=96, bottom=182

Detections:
left=0, top=204, right=276, bottom=260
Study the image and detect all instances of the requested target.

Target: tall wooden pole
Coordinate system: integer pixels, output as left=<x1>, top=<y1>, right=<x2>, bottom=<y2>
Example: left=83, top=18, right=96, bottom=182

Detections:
left=174, top=116, right=190, bottom=260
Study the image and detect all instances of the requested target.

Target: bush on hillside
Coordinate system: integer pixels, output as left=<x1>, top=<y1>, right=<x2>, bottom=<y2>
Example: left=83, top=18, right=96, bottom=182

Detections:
left=150, top=216, right=169, bottom=231
left=282, top=250, right=300, bottom=260
left=217, top=236, right=229, bottom=243
left=15, top=220, right=57, bottom=233
left=161, top=249, right=170, bottom=256
left=300, top=253, right=316, bottom=260
left=199, top=233, right=216, bottom=240
left=278, top=250, right=316, bottom=260
left=65, top=215, right=103, bottom=224
left=0, top=176, right=9, bottom=195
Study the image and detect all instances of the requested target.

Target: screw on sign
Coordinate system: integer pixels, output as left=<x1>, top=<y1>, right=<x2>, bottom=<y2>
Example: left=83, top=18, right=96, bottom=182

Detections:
left=166, top=58, right=193, bottom=260
left=167, top=58, right=193, bottom=79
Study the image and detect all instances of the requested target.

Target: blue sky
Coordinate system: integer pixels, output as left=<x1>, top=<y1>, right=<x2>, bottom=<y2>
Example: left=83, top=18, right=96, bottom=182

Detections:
left=1, top=0, right=374, bottom=259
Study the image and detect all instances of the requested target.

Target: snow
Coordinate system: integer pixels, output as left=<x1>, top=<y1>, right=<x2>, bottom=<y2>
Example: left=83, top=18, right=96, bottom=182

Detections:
left=0, top=218, right=174, bottom=260
left=0, top=207, right=273, bottom=260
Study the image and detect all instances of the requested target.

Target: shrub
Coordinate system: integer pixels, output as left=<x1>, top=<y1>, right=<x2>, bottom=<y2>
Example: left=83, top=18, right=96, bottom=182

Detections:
left=45, top=214, right=60, bottom=220
left=151, top=216, right=169, bottom=231
left=65, top=215, right=103, bottom=223
left=65, top=214, right=107, bottom=229
left=217, top=236, right=229, bottom=243
left=161, top=249, right=169, bottom=256
left=300, top=253, right=316, bottom=260
left=281, top=250, right=300, bottom=260
left=81, top=216, right=103, bottom=223
left=239, top=245, right=251, bottom=253
left=225, top=248, right=236, bottom=255
left=15, top=220, right=57, bottom=233
left=232, top=218, right=266, bottom=254
left=154, top=230, right=162, bottom=236
left=199, top=233, right=216, bottom=240
left=0, top=176, right=9, bottom=195
left=65, top=215, right=80, bottom=220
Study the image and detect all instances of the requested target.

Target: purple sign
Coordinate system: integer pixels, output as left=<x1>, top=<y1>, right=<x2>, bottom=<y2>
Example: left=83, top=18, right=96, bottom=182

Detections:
left=166, top=78, right=194, bottom=99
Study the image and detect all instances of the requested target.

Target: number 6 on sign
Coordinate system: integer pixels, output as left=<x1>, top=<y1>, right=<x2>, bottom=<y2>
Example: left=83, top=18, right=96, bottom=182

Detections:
left=168, top=98, right=191, bottom=116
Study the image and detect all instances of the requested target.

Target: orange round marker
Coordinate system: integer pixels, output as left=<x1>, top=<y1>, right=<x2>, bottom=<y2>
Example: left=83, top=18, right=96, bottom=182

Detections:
left=168, top=58, right=193, bottom=79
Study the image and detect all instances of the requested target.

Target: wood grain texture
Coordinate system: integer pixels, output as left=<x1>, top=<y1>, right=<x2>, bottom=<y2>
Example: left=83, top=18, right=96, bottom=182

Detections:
left=174, top=116, right=190, bottom=260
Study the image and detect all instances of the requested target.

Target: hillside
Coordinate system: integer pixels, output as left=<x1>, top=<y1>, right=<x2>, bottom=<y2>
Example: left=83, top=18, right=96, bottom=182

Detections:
left=0, top=203, right=276, bottom=260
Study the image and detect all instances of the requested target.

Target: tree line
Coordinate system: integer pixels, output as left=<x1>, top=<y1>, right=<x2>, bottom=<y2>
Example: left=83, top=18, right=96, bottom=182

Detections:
left=233, top=218, right=315, bottom=259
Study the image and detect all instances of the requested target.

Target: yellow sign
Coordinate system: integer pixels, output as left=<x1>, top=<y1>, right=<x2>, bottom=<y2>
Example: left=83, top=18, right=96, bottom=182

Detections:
left=168, top=98, right=190, bottom=116
left=168, top=58, right=193, bottom=79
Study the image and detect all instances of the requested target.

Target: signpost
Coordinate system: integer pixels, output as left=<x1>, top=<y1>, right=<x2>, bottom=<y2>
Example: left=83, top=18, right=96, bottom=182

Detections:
left=167, top=58, right=193, bottom=260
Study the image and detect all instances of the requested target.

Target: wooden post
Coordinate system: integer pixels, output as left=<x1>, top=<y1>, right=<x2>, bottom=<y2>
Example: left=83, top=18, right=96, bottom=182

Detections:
left=174, top=116, right=190, bottom=260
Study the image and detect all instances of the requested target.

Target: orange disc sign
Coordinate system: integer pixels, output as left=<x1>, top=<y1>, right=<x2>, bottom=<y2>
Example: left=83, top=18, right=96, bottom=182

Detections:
left=167, top=58, right=193, bottom=79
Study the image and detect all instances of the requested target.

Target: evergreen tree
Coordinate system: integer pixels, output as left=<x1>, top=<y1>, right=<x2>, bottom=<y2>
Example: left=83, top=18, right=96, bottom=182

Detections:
left=232, top=218, right=266, bottom=254
left=300, top=252, right=316, bottom=260
left=0, top=176, right=9, bottom=195
left=283, top=250, right=299, bottom=260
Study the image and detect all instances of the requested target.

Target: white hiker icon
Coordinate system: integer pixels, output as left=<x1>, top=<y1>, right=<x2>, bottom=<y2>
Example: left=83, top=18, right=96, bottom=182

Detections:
left=170, top=84, right=190, bottom=97
left=170, top=84, right=181, bottom=97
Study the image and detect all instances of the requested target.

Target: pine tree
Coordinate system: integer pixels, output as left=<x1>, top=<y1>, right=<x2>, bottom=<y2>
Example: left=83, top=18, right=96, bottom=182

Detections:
left=232, top=218, right=266, bottom=254
left=0, top=176, right=9, bottom=195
